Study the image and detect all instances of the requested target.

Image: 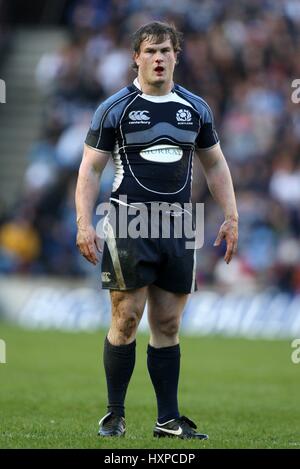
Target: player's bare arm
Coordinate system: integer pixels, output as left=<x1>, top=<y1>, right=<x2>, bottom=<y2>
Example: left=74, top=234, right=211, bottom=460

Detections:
left=196, top=143, right=239, bottom=264
left=75, top=143, right=110, bottom=265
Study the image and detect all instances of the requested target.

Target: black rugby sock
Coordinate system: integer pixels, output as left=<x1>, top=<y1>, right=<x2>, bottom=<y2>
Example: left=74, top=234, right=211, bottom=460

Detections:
left=147, top=343, right=180, bottom=424
left=104, top=336, right=136, bottom=418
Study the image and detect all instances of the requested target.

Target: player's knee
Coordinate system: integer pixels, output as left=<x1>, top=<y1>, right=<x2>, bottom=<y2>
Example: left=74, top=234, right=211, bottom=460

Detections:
left=112, top=296, right=141, bottom=340
left=117, top=312, right=139, bottom=339
left=157, top=316, right=180, bottom=338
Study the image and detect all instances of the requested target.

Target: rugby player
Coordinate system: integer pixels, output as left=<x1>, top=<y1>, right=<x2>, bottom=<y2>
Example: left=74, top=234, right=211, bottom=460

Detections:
left=75, top=21, right=238, bottom=439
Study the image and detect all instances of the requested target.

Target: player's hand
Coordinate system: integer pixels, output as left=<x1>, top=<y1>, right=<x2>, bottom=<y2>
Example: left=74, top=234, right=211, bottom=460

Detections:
left=76, top=224, right=102, bottom=265
left=214, top=217, right=238, bottom=264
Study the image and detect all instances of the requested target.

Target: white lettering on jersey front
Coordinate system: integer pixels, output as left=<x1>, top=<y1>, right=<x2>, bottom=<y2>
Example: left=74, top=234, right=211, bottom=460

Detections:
left=129, top=110, right=151, bottom=124
left=140, top=144, right=183, bottom=163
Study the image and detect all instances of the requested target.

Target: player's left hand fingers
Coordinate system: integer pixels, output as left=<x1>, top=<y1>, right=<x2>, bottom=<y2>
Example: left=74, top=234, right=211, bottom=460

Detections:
left=233, top=239, right=238, bottom=256
left=224, top=237, right=238, bottom=264
left=214, top=230, right=224, bottom=247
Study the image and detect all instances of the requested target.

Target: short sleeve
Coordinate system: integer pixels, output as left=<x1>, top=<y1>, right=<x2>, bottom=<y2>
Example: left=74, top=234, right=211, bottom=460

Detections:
left=196, top=104, right=219, bottom=150
left=85, top=102, right=116, bottom=152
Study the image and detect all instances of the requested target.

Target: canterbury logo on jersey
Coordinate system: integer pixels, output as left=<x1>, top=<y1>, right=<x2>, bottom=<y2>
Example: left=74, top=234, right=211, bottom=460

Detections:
left=128, top=110, right=151, bottom=124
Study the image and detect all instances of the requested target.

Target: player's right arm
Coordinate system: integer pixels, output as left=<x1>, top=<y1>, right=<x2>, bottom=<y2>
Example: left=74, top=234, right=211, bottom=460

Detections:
left=75, top=143, right=110, bottom=265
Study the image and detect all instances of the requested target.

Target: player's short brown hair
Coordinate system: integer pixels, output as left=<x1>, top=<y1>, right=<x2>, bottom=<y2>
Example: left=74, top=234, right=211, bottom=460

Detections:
left=131, top=21, right=183, bottom=70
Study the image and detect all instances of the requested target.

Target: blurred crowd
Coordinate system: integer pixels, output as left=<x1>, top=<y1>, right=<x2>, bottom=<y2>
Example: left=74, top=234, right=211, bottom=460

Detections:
left=0, top=0, right=11, bottom=62
left=0, top=0, right=300, bottom=293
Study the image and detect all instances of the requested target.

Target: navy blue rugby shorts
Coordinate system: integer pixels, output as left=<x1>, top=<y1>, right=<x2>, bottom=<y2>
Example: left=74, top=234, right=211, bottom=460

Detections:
left=100, top=201, right=197, bottom=294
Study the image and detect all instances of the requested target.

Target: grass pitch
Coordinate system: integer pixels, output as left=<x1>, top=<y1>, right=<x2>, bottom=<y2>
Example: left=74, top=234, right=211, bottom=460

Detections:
left=0, top=322, right=299, bottom=449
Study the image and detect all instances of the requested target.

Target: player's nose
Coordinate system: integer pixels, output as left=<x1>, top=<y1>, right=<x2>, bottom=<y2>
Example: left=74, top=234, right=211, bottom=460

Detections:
left=154, top=53, right=163, bottom=62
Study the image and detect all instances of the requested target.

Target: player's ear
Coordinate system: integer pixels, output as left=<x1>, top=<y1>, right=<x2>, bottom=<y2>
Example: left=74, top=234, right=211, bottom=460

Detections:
left=133, top=52, right=140, bottom=68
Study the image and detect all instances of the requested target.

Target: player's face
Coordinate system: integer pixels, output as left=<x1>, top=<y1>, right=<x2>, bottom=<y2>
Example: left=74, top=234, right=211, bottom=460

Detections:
left=134, top=37, right=177, bottom=89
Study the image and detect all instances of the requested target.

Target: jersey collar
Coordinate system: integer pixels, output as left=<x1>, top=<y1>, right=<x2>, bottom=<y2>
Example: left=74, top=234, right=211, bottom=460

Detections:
left=133, top=78, right=175, bottom=98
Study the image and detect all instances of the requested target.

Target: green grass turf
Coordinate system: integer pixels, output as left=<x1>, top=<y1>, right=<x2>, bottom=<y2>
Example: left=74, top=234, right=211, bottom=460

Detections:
left=0, top=322, right=299, bottom=449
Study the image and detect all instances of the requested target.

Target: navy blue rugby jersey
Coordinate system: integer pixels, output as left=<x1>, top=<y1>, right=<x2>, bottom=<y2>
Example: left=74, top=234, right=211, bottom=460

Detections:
left=85, top=78, right=219, bottom=204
